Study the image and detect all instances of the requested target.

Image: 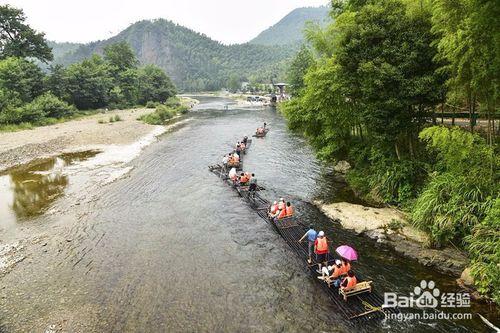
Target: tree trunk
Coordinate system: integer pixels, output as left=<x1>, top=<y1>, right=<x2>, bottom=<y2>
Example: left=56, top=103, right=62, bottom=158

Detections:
left=395, top=142, right=401, bottom=160
left=441, top=103, right=445, bottom=124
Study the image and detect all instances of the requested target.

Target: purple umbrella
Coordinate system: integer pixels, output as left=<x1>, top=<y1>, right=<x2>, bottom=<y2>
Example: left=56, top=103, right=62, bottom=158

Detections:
left=335, top=245, right=358, bottom=261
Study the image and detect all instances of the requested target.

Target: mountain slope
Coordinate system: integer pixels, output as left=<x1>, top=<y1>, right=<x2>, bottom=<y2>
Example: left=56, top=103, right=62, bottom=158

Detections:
left=54, top=19, right=295, bottom=91
left=250, top=6, right=330, bottom=46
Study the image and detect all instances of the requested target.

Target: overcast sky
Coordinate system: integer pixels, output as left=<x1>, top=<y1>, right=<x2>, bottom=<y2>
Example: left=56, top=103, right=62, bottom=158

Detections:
left=1, top=0, right=329, bottom=44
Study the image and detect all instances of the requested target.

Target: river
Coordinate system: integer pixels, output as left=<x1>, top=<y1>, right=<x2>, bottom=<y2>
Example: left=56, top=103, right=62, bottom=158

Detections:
left=0, top=96, right=494, bottom=332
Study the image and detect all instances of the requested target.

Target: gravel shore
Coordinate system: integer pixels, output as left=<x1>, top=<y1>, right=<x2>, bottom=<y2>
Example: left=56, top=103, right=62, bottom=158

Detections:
left=0, top=108, right=158, bottom=172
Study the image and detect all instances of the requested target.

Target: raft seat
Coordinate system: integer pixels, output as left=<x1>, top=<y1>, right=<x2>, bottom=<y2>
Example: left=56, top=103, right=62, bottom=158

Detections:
left=339, top=281, right=373, bottom=301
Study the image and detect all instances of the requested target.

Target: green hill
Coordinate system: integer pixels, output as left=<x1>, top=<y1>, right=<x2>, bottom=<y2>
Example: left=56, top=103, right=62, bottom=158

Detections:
left=249, top=6, right=330, bottom=46
left=53, top=19, right=296, bottom=91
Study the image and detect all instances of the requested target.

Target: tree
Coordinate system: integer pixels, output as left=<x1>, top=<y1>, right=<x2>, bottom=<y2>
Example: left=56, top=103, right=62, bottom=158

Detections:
left=64, top=55, right=113, bottom=110
left=0, top=57, right=44, bottom=103
left=0, top=5, right=52, bottom=62
left=137, top=65, right=176, bottom=104
left=287, top=45, right=315, bottom=95
left=431, top=0, right=499, bottom=142
left=46, top=64, right=68, bottom=101
left=103, top=42, right=138, bottom=73
left=226, top=74, right=240, bottom=93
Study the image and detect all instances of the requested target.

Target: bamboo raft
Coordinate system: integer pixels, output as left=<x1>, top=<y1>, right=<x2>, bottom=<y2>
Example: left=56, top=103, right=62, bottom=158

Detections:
left=252, top=128, right=269, bottom=138
left=208, top=143, right=399, bottom=322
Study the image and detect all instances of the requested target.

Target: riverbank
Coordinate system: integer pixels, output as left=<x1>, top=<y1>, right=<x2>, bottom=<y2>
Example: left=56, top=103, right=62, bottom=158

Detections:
left=0, top=96, right=198, bottom=172
left=314, top=200, right=469, bottom=277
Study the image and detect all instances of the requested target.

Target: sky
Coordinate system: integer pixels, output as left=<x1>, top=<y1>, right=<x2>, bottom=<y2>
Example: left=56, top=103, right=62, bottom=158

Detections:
left=1, top=0, right=329, bottom=44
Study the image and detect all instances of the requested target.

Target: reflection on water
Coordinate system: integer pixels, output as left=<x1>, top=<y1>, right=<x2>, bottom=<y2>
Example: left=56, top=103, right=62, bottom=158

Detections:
left=0, top=151, right=99, bottom=225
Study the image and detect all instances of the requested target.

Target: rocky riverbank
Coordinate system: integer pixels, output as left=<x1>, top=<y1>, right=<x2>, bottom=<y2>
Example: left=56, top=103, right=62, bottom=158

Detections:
left=314, top=200, right=469, bottom=277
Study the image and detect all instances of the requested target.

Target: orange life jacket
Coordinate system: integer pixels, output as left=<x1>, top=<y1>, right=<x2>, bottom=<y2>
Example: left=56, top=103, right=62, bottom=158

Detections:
left=341, top=263, right=351, bottom=275
left=344, top=276, right=357, bottom=290
left=286, top=205, right=294, bottom=217
left=240, top=175, right=249, bottom=183
left=278, top=208, right=287, bottom=219
left=316, top=237, right=328, bottom=252
left=331, top=265, right=343, bottom=278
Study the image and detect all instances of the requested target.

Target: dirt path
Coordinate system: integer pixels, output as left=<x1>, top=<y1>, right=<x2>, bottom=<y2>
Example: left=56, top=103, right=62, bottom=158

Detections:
left=0, top=108, right=157, bottom=172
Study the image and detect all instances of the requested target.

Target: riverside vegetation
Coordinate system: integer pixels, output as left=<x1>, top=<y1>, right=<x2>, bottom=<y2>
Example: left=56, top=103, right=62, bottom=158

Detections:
left=281, top=0, right=499, bottom=303
left=0, top=5, right=177, bottom=131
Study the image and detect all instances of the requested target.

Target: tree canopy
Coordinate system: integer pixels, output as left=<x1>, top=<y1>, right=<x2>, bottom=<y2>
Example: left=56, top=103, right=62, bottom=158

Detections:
left=0, top=5, right=52, bottom=62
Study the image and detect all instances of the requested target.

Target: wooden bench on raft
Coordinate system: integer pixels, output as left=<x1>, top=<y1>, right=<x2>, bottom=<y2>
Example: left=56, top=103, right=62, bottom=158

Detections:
left=339, top=281, right=373, bottom=301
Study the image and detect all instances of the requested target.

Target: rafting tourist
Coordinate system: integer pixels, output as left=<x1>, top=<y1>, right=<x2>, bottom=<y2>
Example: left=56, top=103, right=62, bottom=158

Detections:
left=268, top=201, right=279, bottom=217
left=236, top=143, right=242, bottom=156
left=321, top=259, right=343, bottom=280
left=242, top=136, right=248, bottom=145
left=337, top=270, right=357, bottom=291
left=277, top=202, right=294, bottom=219
left=314, top=231, right=329, bottom=273
left=228, top=167, right=237, bottom=183
left=239, top=172, right=250, bottom=185
left=340, top=259, right=351, bottom=275
left=298, top=226, right=317, bottom=264
left=248, top=173, right=257, bottom=198
left=222, top=154, right=229, bottom=172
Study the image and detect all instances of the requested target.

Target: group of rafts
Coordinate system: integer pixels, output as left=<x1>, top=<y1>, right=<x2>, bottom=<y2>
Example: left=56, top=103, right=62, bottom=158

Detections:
left=209, top=125, right=398, bottom=321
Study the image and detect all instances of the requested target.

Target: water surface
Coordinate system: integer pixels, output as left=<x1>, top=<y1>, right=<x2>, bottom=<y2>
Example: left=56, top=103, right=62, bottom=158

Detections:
left=0, top=97, right=495, bottom=332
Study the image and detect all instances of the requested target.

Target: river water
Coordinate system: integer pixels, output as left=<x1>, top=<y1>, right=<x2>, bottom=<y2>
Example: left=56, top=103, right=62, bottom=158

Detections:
left=0, top=96, right=495, bottom=332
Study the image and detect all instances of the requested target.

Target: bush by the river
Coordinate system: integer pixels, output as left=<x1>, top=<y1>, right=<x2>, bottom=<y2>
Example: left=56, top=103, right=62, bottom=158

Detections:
left=139, top=98, right=188, bottom=125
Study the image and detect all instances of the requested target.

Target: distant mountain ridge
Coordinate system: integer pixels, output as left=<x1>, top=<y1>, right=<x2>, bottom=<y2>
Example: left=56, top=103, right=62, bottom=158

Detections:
left=249, top=6, right=330, bottom=46
left=50, top=6, right=331, bottom=91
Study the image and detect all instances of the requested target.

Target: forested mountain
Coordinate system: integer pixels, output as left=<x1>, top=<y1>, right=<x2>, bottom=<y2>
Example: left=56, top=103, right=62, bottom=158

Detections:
left=250, top=6, right=330, bottom=46
left=53, top=19, right=296, bottom=91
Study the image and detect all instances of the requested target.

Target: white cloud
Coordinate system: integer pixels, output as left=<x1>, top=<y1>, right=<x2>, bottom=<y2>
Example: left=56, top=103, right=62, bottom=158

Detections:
left=1, top=0, right=329, bottom=44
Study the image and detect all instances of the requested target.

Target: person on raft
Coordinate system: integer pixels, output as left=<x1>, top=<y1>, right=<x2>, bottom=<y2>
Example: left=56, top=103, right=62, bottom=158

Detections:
left=242, top=136, right=248, bottom=145
left=335, top=270, right=357, bottom=291
left=298, top=225, right=317, bottom=264
left=229, top=152, right=239, bottom=166
left=228, top=167, right=238, bottom=183
left=320, top=259, right=344, bottom=280
left=222, top=154, right=229, bottom=172
left=314, top=231, right=330, bottom=273
left=268, top=201, right=279, bottom=217
left=238, top=172, right=250, bottom=185
left=277, top=201, right=294, bottom=219
left=248, top=173, right=257, bottom=198
left=236, top=143, right=242, bottom=156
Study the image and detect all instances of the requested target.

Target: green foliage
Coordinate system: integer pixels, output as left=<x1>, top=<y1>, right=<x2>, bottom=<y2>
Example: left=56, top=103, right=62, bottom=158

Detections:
left=139, top=98, right=187, bottom=125
left=0, top=57, right=44, bottom=103
left=466, top=198, right=500, bottom=304
left=104, top=42, right=138, bottom=72
left=145, top=101, right=158, bottom=108
left=137, top=65, right=176, bottom=104
left=431, top=0, right=499, bottom=116
left=287, top=45, right=315, bottom=95
left=64, top=55, right=114, bottom=110
left=412, top=127, right=498, bottom=247
left=0, top=92, right=73, bottom=124
left=0, top=5, right=53, bottom=62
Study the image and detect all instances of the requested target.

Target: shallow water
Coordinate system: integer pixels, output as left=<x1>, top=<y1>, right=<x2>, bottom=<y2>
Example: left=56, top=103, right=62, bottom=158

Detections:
left=0, top=151, right=99, bottom=232
left=0, top=96, right=496, bottom=332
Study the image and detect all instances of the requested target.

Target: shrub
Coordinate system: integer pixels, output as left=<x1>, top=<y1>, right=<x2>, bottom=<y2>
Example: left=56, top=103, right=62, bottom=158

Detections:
left=466, top=198, right=500, bottom=304
left=411, top=126, right=498, bottom=248
left=26, top=92, right=75, bottom=119
left=145, top=101, right=157, bottom=108
left=114, top=115, right=121, bottom=122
